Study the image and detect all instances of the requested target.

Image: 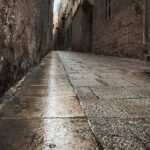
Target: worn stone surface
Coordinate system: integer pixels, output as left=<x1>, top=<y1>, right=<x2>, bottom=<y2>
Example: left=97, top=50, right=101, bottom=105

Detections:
left=0, top=51, right=150, bottom=149
left=0, top=96, right=84, bottom=119
left=121, top=118, right=150, bottom=147
left=89, top=118, right=148, bottom=150
left=125, top=86, right=150, bottom=98
left=58, top=51, right=150, bottom=149
left=0, top=118, right=98, bottom=150
left=0, top=51, right=99, bottom=150
left=0, top=0, right=54, bottom=96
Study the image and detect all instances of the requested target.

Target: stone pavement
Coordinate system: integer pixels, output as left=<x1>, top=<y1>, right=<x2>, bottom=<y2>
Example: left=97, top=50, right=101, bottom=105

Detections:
left=0, top=51, right=150, bottom=150
left=58, top=51, right=150, bottom=150
left=0, top=52, right=99, bottom=150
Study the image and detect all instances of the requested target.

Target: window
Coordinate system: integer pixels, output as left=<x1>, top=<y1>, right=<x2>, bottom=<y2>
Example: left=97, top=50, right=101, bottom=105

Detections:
left=105, top=0, right=112, bottom=20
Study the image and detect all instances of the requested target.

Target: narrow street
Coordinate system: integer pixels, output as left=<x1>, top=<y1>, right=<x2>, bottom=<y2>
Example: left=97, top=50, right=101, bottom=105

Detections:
left=0, top=51, right=150, bottom=149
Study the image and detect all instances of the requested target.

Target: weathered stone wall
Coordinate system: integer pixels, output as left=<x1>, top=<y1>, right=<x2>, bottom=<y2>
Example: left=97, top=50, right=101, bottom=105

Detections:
left=64, top=0, right=73, bottom=50
left=72, top=2, right=93, bottom=52
left=92, top=0, right=147, bottom=59
left=72, top=6, right=83, bottom=51
left=0, top=0, right=53, bottom=95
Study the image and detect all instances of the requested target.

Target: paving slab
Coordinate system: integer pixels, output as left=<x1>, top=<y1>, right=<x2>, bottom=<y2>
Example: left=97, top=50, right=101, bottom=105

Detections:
left=121, top=118, right=150, bottom=147
left=125, top=75, right=150, bottom=87
left=125, top=87, right=150, bottom=98
left=0, top=118, right=99, bottom=150
left=96, top=72, right=123, bottom=79
left=74, top=87, right=129, bottom=118
left=114, top=98, right=150, bottom=118
left=70, top=78, right=104, bottom=87
left=0, top=96, right=84, bottom=119
left=101, top=78, right=135, bottom=87
left=24, top=79, right=70, bottom=86
left=16, top=85, right=75, bottom=97
left=88, top=118, right=146, bottom=150
left=90, top=86, right=139, bottom=99
left=68, top=73, right=99, bottom=80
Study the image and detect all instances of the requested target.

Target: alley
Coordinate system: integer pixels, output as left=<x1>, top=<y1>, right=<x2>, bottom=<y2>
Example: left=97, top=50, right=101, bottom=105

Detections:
left=0, top=51, right=150, bottom=149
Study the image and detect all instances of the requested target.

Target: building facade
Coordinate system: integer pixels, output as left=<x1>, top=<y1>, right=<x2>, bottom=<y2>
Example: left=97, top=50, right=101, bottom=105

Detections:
left=54, top=0, right=94, bottom=52
left=53, top=0, right=68, bottom=50
left=63, top=0, right=73, bottom=50
left=54, top=0, right=150, bottom=61
left=72, top=0, right=93, bottom=51
left=92, top=0, right=150, bottom=60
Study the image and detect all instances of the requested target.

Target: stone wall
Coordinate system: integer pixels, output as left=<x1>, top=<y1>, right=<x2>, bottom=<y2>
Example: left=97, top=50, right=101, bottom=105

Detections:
left=0, top=0, right=53, bottom=96
left=92, top=0, right=147, bottom=59
left=72, top=6, right=83, bottom=51
left=64, top=0, right=73, bottom=50
left=72, top=2, right=93, bottom=52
